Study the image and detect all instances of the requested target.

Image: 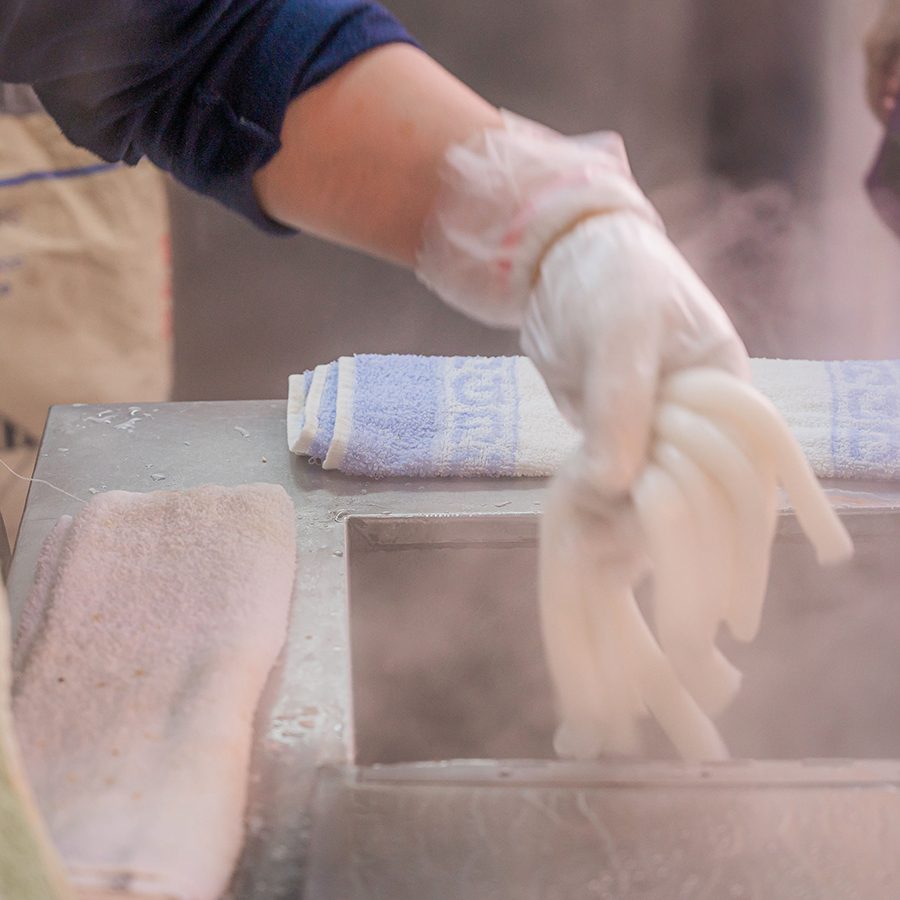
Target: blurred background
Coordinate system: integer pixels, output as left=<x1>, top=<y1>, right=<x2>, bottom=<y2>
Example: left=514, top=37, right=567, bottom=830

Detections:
left=170, top=0, right=900, bottom=402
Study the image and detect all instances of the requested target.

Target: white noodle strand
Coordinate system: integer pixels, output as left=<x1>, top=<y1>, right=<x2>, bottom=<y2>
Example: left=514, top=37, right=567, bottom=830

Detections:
left=633, top=463, right=741, bottom=715
left=663, top=369, right=853, bottom=565
left=654, top=403, right=776, bottom=643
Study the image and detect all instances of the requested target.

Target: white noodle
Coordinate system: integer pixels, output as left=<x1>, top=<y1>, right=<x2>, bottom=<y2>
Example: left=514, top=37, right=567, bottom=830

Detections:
left=606, top=581, right=728, bottom=762
left=581, top=558, right=645, bottom=756
left=654, top=402, right=777, bottom=643
left=662, top=369, right=853, bottom=565
left=633, top=462, right=741, bottom=715
left=539, top=473, right=606, bottom=758
left=652, top=440, right=735, bottom=637
left=539, top=367, right=852, bottom=763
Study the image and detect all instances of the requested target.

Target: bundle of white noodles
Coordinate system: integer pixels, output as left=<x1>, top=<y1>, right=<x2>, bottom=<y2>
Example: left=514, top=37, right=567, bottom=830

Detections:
left=540, top=368, right=854, bottom=762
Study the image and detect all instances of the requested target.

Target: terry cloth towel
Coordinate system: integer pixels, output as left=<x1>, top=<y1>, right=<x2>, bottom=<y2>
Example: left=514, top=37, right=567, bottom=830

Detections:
left=750, top=358, right=900, bottom=480
left=12, top=484, right=296, bottom=900
left=287, top=355, right=900, bottom=481
left=287, top=355, right=579, bottom=477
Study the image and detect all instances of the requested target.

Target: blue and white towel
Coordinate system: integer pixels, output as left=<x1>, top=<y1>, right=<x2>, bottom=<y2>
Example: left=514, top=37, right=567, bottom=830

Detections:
left=287, top=355, right=577, bottom=477
left=751, top=358, right=900, bottom=480
left=287, top=355, right=900, bottom=481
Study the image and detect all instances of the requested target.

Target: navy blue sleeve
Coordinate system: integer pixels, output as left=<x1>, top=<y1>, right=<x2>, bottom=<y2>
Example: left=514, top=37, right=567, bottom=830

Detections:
left=0, top=0, right=416, bottom=232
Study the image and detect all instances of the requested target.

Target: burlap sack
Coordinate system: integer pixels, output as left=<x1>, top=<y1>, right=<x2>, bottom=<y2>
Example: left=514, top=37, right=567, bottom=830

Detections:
left=0, top=111, right=172, bottom=545
left=0, top=112, right=172, bottom=438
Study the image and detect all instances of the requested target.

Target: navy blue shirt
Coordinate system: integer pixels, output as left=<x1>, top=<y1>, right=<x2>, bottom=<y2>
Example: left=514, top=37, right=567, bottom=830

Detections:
left=0, top=0, right=414, bottom=230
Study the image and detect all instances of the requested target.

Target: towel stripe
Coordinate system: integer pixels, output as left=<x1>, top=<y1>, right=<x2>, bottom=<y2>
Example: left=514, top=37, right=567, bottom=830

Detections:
left=441, top=356, right=518, bottom=476
left=826, top=360, right=900, bottom=475
left=342, top=354, right=442, bottom=477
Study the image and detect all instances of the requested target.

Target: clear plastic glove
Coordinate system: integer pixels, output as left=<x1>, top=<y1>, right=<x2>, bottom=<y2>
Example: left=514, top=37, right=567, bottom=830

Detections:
left=416, top=111, right=660, bottom=329
left=417, top=111, right=749, bottom=496
left=415, top=114, right=848, bottom=761
left=523, top=213, right=749, bottom=495
left=866, top=0, right=900, bottom=122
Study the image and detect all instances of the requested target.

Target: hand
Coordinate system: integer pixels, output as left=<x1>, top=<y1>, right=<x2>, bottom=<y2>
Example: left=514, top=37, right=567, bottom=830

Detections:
left=866, top=0, right=900, bottom=123
left=522, top=211, right=750, bottom=496
left=416, top=111, right=749, bottom=498
left=416, top=114, right=848, bottom=762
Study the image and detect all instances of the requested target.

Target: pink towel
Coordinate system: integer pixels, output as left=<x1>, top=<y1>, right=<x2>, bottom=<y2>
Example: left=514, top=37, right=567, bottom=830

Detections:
left=11, top=484, right=296, bottom=900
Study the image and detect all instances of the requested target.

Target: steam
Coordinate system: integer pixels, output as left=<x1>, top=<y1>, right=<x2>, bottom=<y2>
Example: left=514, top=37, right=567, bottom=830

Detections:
left=350, top=506, right=895, bottom=765
left=654, top=173, right=900, bottom=361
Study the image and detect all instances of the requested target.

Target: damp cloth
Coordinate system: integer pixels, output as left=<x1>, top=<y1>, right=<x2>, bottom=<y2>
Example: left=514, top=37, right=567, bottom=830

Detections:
left=11, top=483, right=296, bottom=900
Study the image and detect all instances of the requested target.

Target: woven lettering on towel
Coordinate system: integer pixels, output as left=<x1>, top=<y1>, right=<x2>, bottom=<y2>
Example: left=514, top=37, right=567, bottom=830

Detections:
left=827, top=360, right=900, bottom=472
left=440, top=356, right=518, bottom=476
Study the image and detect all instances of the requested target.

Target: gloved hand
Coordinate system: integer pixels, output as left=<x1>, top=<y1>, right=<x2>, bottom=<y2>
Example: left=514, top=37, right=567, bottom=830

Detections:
left=416, top=112, right=750, bottom=498
left=415, top=114, right=848, bottom=762
left=866, top=0, right=900, bottom=122
left=522, top=211, right=749, bottom=495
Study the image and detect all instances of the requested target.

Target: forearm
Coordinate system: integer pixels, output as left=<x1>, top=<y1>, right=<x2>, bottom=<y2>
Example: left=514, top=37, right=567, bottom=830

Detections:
left=253, top=44, right=502, bottom=266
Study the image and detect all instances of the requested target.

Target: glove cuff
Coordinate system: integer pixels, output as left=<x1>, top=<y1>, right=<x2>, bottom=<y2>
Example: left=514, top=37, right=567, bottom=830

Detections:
left=415, top=110, right=662, bottom=328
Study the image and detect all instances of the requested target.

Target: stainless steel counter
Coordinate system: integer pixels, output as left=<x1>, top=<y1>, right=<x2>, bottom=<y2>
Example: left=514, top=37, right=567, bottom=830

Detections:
left=8, top=400, right=900, bottom=899
left=6, top=400, right=554, bottom=898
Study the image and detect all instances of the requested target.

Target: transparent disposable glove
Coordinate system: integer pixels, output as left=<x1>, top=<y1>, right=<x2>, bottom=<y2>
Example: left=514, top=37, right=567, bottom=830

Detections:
left=523, top=212, right=750, bottom=495
left=416, top=111, right=660, bottom=329
left=416, top=113, right=847, bottom=761
left=866, top=0, right=900, bottom=121
left=416, top=111, right=750, bottom=497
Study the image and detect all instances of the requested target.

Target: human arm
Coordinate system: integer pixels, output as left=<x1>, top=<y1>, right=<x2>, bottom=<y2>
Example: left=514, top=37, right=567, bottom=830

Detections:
left=253, top=44, right=502, bottom=265
left=1, top=0, right=747, bottom=492
left=0, top=0, right=418, bottom=230
left=256, top=46, right=749, bottom=491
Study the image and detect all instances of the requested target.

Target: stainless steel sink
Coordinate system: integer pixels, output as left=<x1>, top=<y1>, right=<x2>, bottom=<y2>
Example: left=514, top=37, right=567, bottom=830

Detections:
left=347, top=503, right=900, bottom=765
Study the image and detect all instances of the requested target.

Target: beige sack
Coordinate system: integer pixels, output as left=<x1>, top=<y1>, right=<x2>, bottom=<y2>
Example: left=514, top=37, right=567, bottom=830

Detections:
left=0, top=112, right=171, bottom=546
left=0, top=112, right=172, bottom=439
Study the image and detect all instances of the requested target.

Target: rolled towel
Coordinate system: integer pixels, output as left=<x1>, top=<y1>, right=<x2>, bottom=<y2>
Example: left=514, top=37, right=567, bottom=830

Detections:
left=12, top=484, right=296, bottom=900
left=288, top=355, right=900, bottom=481
left=750, top=358, right=900, bottom=480
left=287, top=354, right=578, bottom=477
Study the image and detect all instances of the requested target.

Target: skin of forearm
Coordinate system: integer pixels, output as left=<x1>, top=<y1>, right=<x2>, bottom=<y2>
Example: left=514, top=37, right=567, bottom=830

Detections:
left=253, top=44, right=502, bottom=266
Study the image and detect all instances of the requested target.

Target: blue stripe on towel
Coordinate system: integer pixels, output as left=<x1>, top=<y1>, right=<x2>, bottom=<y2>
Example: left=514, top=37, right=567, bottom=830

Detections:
left=827, top=360, right=900, bottom=474
left=342, top=354, right=443, bottom=477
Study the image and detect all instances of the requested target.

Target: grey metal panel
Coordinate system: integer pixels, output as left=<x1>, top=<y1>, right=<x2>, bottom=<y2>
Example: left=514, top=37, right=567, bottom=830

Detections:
left=305, top=761, right=900, bottom=900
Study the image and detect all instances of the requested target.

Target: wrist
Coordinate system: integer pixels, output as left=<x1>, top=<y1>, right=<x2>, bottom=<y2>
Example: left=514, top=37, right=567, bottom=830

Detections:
left=415, top=111, right=662, bottom=328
